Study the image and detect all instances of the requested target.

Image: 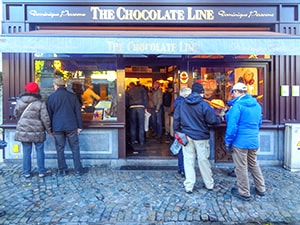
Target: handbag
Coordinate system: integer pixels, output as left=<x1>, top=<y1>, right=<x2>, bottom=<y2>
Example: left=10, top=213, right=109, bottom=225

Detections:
left=174, top=131, right=188, bottom=146
left=169, top=139, right=182, bottom=155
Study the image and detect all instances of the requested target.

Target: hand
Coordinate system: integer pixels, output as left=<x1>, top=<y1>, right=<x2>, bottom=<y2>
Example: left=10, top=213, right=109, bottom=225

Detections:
left=77, top=128, right=82, bottom=134
left=225, top=145, right=233, bottom=153
left=218, top=108, right=226, bottom=118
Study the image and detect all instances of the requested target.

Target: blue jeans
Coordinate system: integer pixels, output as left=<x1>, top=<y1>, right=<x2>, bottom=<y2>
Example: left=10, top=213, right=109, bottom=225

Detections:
left=151, top=107, right=162, bottom=137
left=22, top=142, right=45, bottom=175
left=129, top=107, right=145, bottom=144
left=53, top=129, right=83, bottom=172
left=178, top=148, right=185, bottom=173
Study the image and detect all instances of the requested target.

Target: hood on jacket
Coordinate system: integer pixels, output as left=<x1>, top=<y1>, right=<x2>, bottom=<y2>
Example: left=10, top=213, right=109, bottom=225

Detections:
left=19, top=93, right=42, bottom=104
left=184, top=92, right=204, bottom=105
left=227, top=94, right=257, bottom=108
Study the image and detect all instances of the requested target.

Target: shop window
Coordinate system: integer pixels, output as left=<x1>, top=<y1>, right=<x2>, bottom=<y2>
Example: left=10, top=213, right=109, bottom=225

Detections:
left=194, top=66, right=264, bottom=109
left=34, top=59, right=117, bottom=121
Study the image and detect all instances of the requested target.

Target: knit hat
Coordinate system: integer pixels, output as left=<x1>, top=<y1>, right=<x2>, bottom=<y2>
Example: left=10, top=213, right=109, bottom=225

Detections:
left=53, top=78, right=66, bottom=86
left=192, top=83, right=204, bottom=94
left=25, top=82, right=40, bottom=94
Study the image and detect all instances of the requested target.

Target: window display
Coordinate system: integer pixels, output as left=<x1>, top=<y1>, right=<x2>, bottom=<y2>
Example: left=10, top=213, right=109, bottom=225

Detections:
left=34, top=59, right=117, bottom=121
left=195, top=66, right=264, bottom=108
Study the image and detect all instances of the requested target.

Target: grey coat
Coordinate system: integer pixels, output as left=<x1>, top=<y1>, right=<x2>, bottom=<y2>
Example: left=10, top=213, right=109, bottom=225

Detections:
left=14, top=93, right=51, bottom=143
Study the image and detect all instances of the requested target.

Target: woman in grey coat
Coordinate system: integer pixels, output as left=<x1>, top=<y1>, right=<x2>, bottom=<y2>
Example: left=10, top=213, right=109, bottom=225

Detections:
left=14, top=82, right=52, bottom=178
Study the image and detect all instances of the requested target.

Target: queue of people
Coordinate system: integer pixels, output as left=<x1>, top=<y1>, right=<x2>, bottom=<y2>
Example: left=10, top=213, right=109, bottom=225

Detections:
left=12, top=78, right=265, bottom=202
left=14, top=78, right=88, bottom=178
left=173, top=82, right=265, bottom=200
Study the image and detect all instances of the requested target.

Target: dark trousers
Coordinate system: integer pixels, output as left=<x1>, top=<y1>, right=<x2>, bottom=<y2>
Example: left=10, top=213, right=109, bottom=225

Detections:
left=53, top=129, right=82, bottom=172
left=178, top=148, right=185, bottom=173
left=151, top=107, right=163, bottom=137
left=129, top=107, right=145, bottom=144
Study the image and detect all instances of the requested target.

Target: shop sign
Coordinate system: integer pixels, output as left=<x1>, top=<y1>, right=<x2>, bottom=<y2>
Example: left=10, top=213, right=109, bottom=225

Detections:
left=26, top=6, right=277, bottom=23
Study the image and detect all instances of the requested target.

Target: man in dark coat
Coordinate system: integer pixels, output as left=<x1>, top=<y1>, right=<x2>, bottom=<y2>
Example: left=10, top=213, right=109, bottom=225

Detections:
left=126, top=82, right=148, bottom=145
left=173, top=83, right=222, bottom=194
left=47, top=78, right=86, bottom=176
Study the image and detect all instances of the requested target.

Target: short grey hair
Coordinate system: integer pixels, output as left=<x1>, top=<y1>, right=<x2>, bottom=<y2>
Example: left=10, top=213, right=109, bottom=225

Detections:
left=179, top=87, right=192, bottom=97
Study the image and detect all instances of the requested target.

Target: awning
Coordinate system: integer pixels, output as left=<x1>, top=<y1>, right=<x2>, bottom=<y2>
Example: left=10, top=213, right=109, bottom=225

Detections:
left=1, top=30, right=300, bottom=55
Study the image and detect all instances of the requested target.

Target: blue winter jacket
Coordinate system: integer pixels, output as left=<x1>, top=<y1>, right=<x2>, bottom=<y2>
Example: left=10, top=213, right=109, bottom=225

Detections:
left=225, top=94, right=262, bottom=150
left=47, top=87, right=83, bottom=132
left=173, top=92, right=221, bottom=140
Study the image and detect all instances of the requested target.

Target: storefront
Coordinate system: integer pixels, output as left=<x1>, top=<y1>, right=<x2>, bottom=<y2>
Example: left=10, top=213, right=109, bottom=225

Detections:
left=1, top=0, right=300, bottom=166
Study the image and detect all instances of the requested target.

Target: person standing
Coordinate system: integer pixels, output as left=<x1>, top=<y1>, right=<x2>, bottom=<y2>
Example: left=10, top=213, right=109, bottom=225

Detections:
left=151, top=80, right=163, bottom=143
left=81, top=84, right=101, bottom=106
left=163, top=83, right=174, bottom=138
left=126, top=82, right=148, bottom=146
left=47, top=78, right=87, bottom=176
left=14, top=82, right=52, bottom=178
left=173, top=87, right=192, bottom=178
left=225, top=82, right=265, bottom=201
left=173, top=83, right=222, bottom=193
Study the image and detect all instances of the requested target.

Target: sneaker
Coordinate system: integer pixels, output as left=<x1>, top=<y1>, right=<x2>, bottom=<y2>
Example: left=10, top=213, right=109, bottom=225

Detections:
left=24, top=174, right=31, bottom=178
left=185, top=189, right=193, bottom=194
left=255, top=188, right=266, bottom=196
left=38, top=174, right=45, bottom=178
left=231, top=187, right=252, bottom=201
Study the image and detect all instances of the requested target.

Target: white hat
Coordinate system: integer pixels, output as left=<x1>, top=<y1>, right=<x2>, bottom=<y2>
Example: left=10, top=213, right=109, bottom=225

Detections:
left=232, top=82, right=247, bottom=91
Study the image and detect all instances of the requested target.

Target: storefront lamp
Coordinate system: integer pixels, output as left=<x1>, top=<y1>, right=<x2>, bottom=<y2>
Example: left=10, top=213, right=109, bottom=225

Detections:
left=106, top=71, right=117, bottom=82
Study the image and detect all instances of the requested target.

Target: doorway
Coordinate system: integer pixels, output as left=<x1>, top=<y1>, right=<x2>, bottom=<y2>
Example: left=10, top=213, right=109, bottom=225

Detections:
left=125, top=65, right=177, bottom=159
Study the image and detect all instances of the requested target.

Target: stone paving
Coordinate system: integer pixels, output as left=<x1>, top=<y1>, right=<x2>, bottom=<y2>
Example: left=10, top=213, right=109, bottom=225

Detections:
left=0, top=160, right=300, bottom=225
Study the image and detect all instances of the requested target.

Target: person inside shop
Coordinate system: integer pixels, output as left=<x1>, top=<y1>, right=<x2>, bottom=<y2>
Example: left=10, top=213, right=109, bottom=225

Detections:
left=125, top=81, right=148, bottom=146
left=173, top=87, right=192, bottom=178
left=81, top=83, right=101, bottom=107
left=151, top=80, right=163, bottom=143
left=72, top=81, right=83, bottom=105
left=225, top=82, right=266, bottom=201
left=14, top=82, right=52, bottom=178
left=47, top=78, right=88, bottom=176
left=162, top=82, right=174, bottom=142
left=173, top=83, right=222, bottom=194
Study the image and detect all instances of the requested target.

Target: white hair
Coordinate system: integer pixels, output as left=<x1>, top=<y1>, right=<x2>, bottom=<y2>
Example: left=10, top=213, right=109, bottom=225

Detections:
left=179, top=87, right=192, bottom=97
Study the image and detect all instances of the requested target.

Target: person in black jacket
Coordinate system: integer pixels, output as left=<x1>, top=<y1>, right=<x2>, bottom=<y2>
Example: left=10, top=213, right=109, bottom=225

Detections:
left=47, top=78, right=87, bottom=176
left=173, top=83, right=222, bottom=194
left=126, top=82, right=148, bottom=146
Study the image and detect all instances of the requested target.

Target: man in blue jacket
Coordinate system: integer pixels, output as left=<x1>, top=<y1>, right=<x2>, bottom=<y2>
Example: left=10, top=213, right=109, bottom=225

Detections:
left=47, top=78, right=86, bottom=176
left=173, top=83, right=222, bottom=194
left=225, top=82, right=265, bottom=201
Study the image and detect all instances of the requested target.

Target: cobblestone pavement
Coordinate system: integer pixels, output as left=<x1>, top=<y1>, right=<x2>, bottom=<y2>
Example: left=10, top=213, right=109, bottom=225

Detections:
left=0, top=161, right=300, bottom=225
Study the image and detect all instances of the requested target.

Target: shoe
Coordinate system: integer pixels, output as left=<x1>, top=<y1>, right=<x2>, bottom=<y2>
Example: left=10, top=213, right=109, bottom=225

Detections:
left=231, top=187, right=252, bottom=201
left=255, top=188, right=266, bottom=196
left=38, top=174, right=45, bottom=178
left=185, top=190, right=193, bottom=194
left=58, top=170, right=67, bottom=176
left=75, top=167, right=89, bottom=176
left=24, top=174, right=31, bottom=178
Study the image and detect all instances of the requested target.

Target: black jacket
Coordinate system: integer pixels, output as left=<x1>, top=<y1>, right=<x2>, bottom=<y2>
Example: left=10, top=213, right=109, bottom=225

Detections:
left=173, top=92, right=221, bottom=140
left=47, top=87, right=83, bottom=132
